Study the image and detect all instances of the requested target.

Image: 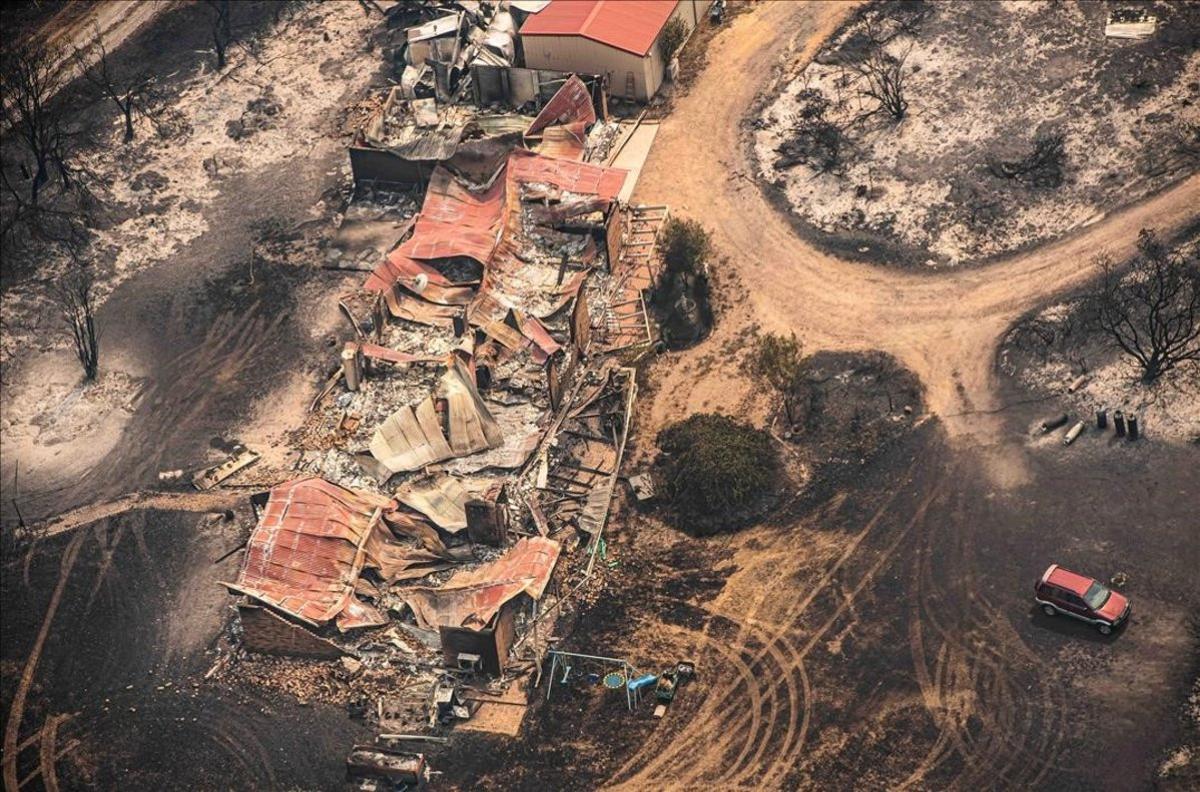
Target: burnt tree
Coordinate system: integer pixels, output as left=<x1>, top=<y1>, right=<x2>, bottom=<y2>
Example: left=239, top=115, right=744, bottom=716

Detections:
left=0, top=40, right=74, bottom=206
left=1092, top=230, right=1200, bottom=383
left=1, top=40, right=95, bottom=252
left=72, top=27, right=160, bottom=143
left=852, top=20, right=911, bottom=122
left=777, top=88, right=847, bottom=173
left=52, top=260, right=100, bottom=380
left=988, top=132, right=1066, bottom=189
left=204, top=0, right=234, bottom=70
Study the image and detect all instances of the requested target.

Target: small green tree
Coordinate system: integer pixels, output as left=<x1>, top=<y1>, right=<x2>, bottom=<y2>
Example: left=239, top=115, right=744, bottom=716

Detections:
left=660, top=17, right=688, bottom=62
left=751, top=332, right=808, bottom=425
left=659, top=217, right=711, bottom=277
left=657, top=414, right=778, bottom=533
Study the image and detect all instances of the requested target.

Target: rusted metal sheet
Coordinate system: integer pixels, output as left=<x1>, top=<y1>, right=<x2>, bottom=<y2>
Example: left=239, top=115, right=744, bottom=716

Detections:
left=507, top=149, right=626, bottom=200
left=367, top=152, right=626, bottom=294
left=383, top=288, right=460, bottom=326
left=358, top=342, right=441, bottom=366
left=401, top=219, right=499, bottom=266
left=442, top=357, right=504, bottom=456
left=526, top=74, right=596, bottom=137
left=518, top=313, right=560, bottom=363
left=571, top=280, right=591, bottom=355
left=535, top=122, right=588, bottom=161
left=403, top=537, right=561, bottom=630
left=370, top=249, right=477, bottom=303
left=422, top=166, right=506, bottom=228
left=223, top=478, right=393, bottom=627
left=370, top=358, right=503, bottom=474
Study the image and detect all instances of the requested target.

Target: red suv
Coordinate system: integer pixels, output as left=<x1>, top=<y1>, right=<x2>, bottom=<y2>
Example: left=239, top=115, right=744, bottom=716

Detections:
left=1034, top=564, right=1130, bottom=635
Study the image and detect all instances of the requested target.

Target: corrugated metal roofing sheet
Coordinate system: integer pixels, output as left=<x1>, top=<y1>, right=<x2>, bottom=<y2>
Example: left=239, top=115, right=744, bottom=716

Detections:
left=369, top=357, right=503, bottom=474
left=518, top=0, right=680, bottom=56
left=224, top=478, right=392, bottom=627
left=527, top=74, right=596, bottom=137
left=403, top=537, right=561, bottom=630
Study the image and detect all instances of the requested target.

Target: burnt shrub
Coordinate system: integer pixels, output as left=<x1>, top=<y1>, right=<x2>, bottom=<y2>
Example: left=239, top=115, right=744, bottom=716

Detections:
left=987, top=132, right=1067, bottom=189
left=776, top=88, right=848, bottom=173
left=655, top=414, right=779, bottom=534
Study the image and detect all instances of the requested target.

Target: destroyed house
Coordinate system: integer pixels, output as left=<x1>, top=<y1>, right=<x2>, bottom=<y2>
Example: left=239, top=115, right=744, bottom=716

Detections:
left=223, top=71, right=661, bottom=697
left=361, top=76, right=631, bottom=360
left=404, top=537, right=561, bottom=675
left=224, top=479, right=563, bottom=678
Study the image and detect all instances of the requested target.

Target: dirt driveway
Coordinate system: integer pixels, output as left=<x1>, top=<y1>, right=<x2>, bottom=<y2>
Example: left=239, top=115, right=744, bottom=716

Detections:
left=595, top=3, right=1200, bottom=790
left=633, top=0, right=1199, bottom=485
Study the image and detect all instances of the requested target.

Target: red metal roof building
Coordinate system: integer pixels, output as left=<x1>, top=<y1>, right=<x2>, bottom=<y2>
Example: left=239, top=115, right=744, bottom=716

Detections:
left=518, top=0, right=703, bottom=101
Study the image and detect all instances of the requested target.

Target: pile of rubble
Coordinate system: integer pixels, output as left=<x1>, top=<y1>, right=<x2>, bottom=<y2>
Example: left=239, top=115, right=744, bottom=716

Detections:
left=215, top=55, right=671, bottom=780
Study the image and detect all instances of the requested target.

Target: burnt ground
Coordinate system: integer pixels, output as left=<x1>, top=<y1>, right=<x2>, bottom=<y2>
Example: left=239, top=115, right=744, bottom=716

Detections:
left=442, top=374, right=1199, bottom=790
left=753, top=0, right=1200, bottom=268
left=2, top=5, right=386, bottom=788
left=3, top=2, right=1196, bottom=789
left=1, top=0, right=383, bottom=524
left=0, top=508, right=369, bottom=789
left=1, top=161, right=361, bottom=523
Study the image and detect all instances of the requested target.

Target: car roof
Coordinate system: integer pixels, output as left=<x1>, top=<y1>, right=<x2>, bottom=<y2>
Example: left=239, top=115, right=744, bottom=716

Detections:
left=1045, top=565, right=1096, bottom=595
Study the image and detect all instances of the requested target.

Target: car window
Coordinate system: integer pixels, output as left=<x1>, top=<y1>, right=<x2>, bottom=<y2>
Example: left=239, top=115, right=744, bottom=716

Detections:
left=1083, top=582, right=1111, bottom=610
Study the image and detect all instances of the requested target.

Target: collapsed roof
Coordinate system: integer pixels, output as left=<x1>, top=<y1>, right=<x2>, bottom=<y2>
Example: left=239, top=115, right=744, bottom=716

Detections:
left=224, top=478, right=394, bottom=630
left=403, top=536, right=561, bottom=630
left=364, top=76, right=626, bottom=341
left=224, top=478, right=457, bottom=631
left=369, top=355, right=504, bottom=474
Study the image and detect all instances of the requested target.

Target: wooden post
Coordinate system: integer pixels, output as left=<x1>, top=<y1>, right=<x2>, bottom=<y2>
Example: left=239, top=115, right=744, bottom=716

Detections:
left=342, top=343, right=362, bottom=391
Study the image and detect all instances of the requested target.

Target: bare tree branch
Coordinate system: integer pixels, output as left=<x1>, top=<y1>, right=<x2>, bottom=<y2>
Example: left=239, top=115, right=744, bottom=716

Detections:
left=71, top=24, right=162, bottom=143
left=851, top=19, right=911, bottom=123
left=1092, top=230, right=1200, bottom=383
left=1, top=39, right=74, bottom=205
left=50, top=258, right=100, bottom=380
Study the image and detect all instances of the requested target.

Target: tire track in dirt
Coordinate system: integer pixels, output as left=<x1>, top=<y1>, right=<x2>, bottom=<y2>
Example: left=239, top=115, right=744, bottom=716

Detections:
left=633, top=0, right=1200, bottom=461
left=612, top=0, right=1197, bottom=787
left=608, top=458, right=924, bottom=787
left=904, top=484, right=1068, bottom=790
left=613, top=464, right=946, bottom=789
left=68, top=301, right=286, bottom=505
left=2, top=531, right=85, bottom=792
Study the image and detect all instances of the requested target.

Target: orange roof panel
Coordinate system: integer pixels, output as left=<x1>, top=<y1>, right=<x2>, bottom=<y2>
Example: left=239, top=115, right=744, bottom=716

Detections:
left=519, top=0, right=680, bottom=57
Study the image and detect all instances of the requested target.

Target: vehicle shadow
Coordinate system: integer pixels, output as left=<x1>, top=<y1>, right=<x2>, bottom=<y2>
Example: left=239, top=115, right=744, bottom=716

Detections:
left=1027, top=604, right=1129, bottom=643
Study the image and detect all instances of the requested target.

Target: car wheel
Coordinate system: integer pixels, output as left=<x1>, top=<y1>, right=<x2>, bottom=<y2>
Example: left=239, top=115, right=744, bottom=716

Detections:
left=1041, top=604, right=1057, bottom=617
left=1097, top=623, right=1112, bottom=635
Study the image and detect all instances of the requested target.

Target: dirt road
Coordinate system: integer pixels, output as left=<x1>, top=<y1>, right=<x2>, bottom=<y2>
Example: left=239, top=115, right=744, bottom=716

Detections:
left=633, top=0, right=1199, bottom=481
left=600, top=3, right=1200, bottom=790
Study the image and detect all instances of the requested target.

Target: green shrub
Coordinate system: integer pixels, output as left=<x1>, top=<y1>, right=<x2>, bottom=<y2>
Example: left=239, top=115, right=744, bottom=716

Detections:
left=656, top=414, right=778, bottom=533
left=660, top=17, right=689, bottom=62
left=751, top=332, right=809, bottom=425
left=659, top=217, right=711, bottom=278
